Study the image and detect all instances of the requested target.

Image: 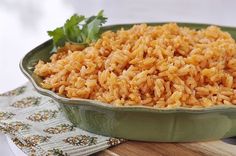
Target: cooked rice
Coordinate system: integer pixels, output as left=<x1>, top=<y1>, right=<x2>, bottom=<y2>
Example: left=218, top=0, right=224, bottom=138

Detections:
left=34, top=23, right=236, bottom=108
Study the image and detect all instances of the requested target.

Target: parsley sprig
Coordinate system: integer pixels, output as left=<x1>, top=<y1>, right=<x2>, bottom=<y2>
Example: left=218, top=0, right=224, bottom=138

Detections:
left=48, top=10, right=107, bottom=48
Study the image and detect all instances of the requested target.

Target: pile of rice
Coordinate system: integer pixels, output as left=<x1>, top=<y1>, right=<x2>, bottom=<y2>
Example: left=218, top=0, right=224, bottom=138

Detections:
left=34, top=23, right=236, bottom=108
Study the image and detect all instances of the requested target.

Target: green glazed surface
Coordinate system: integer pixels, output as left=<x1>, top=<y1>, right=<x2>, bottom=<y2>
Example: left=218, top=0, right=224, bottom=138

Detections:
left=20, top=23, right=236, bottom=142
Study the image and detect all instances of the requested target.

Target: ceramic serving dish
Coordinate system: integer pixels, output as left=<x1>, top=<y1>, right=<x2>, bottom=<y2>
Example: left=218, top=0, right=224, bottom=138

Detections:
left=20, top=23, right=236, bottom=142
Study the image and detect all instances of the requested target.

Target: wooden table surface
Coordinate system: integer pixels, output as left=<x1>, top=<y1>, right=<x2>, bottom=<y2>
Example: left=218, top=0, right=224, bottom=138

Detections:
left=96, top=138, right=236, bottom=156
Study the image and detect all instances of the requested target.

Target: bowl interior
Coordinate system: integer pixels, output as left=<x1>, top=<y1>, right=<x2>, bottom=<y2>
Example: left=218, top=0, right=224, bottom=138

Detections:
left=20, top=22, right=236, bottom=112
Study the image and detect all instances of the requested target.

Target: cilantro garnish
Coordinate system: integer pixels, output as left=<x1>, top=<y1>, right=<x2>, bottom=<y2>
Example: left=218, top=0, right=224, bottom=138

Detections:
left=48, top=10, right=107, bottom=48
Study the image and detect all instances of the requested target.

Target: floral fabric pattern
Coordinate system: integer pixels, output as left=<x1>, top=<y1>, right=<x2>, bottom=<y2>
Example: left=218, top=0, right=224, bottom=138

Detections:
left=47, top=148, right=69, bottom=156
left=44, top=124, right=75, bottom=134
left=64, top=135, right=98, bottom=146
left=11, top=97, right=41, bottom=108
left=0, top=86, right=26, bottom=96
left=0, top=112, right=15, bottom=120
left=27, top=110, right=58, bottom=122
left=0, top=121, right=30, bottom=134
left=23, top=135, right=51, bottom=146
left=0, top=82, right=124, bottom=156
left=107, top=138, right=126, bottom=146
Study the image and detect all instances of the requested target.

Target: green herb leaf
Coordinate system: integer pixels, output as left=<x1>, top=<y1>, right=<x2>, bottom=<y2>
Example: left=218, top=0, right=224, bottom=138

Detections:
left=47, top=10, right=107, bottom=48
left=84, top=10, right=107, bottom=43
left=64, top=14, right=85, bottom=42
left=47, top=27, right=66, bottom=47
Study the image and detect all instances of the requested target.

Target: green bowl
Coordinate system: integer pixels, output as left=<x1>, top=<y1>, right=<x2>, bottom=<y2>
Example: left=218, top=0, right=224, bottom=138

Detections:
left=20, top=23, right=236, bottom=142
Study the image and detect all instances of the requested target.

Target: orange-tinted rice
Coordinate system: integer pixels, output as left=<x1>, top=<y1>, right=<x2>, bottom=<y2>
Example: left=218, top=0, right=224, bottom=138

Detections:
left=34, top=23, right=236, bottom=108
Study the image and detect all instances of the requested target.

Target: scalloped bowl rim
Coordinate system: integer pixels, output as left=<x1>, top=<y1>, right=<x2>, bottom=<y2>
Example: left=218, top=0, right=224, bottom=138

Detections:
left=20, top=22, right=236, bottom=113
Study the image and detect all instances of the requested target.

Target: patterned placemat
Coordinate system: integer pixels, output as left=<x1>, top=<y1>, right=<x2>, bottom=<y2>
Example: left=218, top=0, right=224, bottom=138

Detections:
left=0, top=82, right=124, bottom=156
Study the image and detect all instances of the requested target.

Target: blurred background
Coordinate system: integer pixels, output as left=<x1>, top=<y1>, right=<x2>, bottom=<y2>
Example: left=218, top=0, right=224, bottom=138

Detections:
left=1, top=0, right=236, bottom=93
